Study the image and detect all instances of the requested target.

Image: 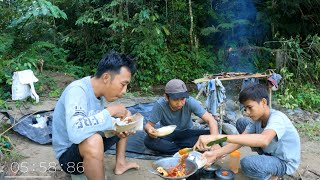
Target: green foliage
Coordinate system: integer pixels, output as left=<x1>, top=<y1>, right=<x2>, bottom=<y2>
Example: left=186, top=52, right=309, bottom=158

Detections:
left=0, top=0, right=319, bottom=116
left=48, top=89, right=62, bottom=98
left=14, top=101, right=24, bottom=109
left=0, top=0, right=74, bottom=101
left=0, top=34, right=14, bottom=55
left=256, top=0, right=320, bottom=38
left=272, top=35, right=320, bottom=83
left=7, top=41, right=69, bottom=71
left=0, top=99, right=9, bottom=110
left=295, top=84, right=320, bottom=111
left=10, top=0, right=67, bottom=27
left=276, top=88, right=299, bottom=109
left=157, top=47, right=218, bottom=83
left=295, top=122, right=320, bottom=141
left=34, top=74, right=55, bottom=96
left=0, top=39, right=81, bottom=98
left=271, top=34, right=320, bottom=111
left=0, top=34, right=14, bottom=87
left=201, top=20, right=251, bottom=36
left=276, top=67, right=320, bottom=112
left=275, top=67, right=299, bottom=109
left=0, top=134, right=25, bottom=166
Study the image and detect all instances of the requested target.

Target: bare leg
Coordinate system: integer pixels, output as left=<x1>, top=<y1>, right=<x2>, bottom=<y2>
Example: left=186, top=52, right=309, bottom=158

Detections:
left=79, top=134, right=105, bottom=180
left=114, top=137, right=140, bottom=175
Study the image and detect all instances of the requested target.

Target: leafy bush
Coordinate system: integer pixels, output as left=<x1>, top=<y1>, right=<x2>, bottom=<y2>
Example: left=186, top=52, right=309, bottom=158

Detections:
left=296, top=122, right=320, bottom=141
left=9, top=0, right=67, bottom=27
left=276, top=68, right=320, bottom=112
left=272, top=35, right=320, bottom=83
left=295, top=84, right=320, bottom=112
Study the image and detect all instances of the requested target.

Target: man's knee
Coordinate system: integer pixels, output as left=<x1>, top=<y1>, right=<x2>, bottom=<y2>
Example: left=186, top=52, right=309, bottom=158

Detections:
left=79, top=133, right=104, bottom=159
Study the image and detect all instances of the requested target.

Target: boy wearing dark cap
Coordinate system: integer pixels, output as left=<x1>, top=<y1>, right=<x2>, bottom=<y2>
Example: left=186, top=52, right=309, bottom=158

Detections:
left=144, top=79, right=220, bottom=155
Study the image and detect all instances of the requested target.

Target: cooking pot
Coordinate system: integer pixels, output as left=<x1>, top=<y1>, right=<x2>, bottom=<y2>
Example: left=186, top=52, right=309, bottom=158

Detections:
left=200, top=164, right=221, bottom=179
left=215, top=168, right=235, bottom=180
left=151, top=157, right=198, bottom=179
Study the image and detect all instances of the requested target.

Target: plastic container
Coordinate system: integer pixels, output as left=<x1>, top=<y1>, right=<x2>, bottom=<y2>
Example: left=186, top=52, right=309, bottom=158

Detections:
left=229, top=150, right=241, bottom=173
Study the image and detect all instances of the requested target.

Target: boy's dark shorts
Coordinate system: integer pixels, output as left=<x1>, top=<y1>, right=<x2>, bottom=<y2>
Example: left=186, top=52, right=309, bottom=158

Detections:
left=58, top=135, right=119, bottom=175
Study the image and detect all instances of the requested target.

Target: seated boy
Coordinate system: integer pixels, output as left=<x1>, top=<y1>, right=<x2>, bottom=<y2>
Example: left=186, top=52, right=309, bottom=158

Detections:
left=194, top=84, right=300, bottom=180
left=144, top=79, right=220, bottom=155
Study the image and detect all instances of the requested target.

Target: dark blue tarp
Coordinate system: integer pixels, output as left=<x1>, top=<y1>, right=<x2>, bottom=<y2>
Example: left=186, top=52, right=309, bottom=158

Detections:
left=1, top=110, right=53, bottom=144
left=1, top=102, right=170, bottom=159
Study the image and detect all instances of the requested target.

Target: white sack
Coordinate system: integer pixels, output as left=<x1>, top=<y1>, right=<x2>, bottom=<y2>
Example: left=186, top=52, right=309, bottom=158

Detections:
left=12, top=69, right=39, bottom=103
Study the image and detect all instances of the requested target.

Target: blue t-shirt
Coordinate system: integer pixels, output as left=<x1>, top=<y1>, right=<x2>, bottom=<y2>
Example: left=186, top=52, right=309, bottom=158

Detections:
left=149, top=96, right=206, bottom=130
left=245, top=109, right=301, bottom=175
left=52, top=76, right=114, bottom=159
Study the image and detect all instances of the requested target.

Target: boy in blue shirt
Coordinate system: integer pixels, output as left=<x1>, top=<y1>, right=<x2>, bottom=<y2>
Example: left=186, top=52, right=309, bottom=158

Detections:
left=194, top=84, right=300, bottom=180
left=144, top=79, right=220, bottom=155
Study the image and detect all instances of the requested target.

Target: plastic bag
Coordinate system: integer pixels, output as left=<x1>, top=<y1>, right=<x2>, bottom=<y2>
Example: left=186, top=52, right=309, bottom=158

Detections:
left=12, top=69, right=39, bottom=103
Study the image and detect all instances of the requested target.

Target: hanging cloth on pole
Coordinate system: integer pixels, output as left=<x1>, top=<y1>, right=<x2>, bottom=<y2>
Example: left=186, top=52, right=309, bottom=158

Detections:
left=206, top=78, right=226, bottom=116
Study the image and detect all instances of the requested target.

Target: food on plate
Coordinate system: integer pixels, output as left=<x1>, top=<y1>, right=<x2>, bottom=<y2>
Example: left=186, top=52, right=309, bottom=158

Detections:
left=156, top=166, right=168, bottom=176
left=178, top=147, right=193, bottom=155
left=156, top=153, right=188, bottom=177
left=121, top=117, right=135, bottom=123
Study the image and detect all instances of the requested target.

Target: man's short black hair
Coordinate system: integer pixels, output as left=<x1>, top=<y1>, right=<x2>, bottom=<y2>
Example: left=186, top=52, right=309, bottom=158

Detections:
left=95, top=50, right=136, bottom=78
left=239, top=84, right=269, bottom=105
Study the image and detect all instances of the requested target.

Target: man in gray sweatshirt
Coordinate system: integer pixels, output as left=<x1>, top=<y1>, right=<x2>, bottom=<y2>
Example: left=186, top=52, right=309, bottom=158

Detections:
left=52, top=51, right=139, bottom=179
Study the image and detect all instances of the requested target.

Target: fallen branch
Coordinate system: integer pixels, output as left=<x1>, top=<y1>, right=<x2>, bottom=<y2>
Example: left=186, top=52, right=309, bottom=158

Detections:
left=0, top=111, right=40, bottom=136
left=308, top=169, right=320, bottom=177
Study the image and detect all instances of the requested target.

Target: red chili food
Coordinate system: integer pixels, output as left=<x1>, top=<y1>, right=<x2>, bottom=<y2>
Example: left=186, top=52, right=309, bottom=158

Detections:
left=221, top=171, right=229, bottom=176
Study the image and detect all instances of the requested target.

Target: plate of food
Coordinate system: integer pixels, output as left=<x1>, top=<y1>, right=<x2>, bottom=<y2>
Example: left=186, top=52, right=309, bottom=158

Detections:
left=153, top=125, right=177, bottom=137
left=104, top=113, right=144, bottom=137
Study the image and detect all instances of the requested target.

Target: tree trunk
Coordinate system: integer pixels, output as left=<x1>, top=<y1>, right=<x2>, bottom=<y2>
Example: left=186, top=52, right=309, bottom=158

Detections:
left=189, top=0, right=194, bottom=51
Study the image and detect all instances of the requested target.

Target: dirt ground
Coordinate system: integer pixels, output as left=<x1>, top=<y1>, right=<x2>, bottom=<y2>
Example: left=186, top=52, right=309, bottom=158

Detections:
left=1, top=96, right=319, bottom=180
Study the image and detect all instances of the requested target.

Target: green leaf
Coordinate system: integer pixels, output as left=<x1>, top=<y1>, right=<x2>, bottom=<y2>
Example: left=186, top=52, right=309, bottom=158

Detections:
left=162, top=26, right=170, bottom=36
left=155, top=27, right=161, bottom=35
left=38, top=0, right=49, bottom=15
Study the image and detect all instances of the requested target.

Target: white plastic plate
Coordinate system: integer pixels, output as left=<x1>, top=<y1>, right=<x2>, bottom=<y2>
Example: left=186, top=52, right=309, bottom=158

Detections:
left=154, top=125, right=177, bottom=137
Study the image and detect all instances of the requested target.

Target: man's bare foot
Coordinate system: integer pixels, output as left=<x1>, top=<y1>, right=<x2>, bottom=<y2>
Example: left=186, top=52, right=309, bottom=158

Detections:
left=270, top=176, right=278, bottom=180
left=114, top=161, right=139, bottom=175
